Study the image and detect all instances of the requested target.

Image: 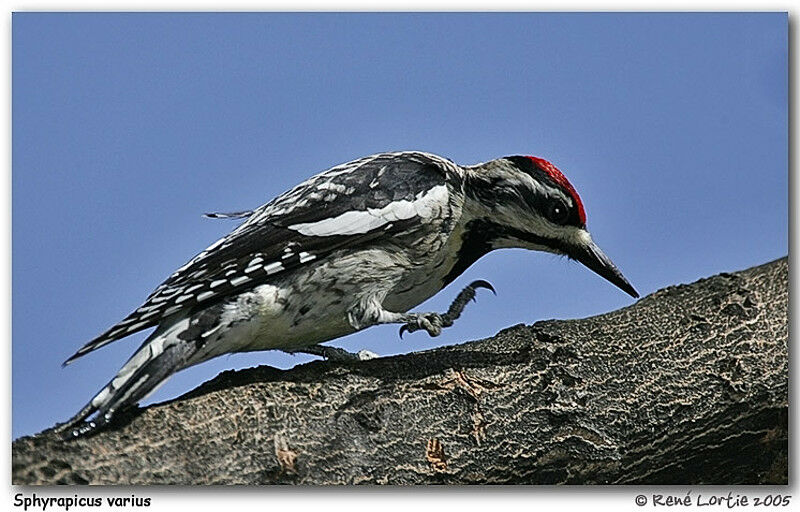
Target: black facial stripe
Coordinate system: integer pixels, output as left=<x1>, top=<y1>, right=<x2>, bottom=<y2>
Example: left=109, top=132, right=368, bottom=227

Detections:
left=441, top=219, right=497, bottom=286
left=503, top=225, right=572, bottom=255
left=466, top=174, right=555, bottom=223
left=442, top=219, right=572, bottom=287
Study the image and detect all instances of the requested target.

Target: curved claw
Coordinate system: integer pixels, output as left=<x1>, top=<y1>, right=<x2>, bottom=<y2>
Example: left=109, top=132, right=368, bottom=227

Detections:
left=399, top=324, right=409, bottom=339
left=469, top=279, right=496, bottom=295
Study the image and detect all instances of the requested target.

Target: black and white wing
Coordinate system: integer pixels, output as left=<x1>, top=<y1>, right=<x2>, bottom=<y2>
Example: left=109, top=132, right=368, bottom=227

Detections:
left=65, top=152, right=456, bottom=364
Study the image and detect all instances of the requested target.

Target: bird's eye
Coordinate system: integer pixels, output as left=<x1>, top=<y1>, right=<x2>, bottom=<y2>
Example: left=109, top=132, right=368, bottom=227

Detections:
left=547, top=200, right=570, bottom=225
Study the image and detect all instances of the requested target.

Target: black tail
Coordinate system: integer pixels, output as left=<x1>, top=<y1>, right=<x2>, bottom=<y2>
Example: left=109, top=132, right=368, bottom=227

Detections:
left=56, top=320, right=198, bottom=440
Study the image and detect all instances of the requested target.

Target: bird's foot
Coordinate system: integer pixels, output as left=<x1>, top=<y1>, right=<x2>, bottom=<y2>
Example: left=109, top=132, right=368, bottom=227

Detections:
left=399, top=280, right=496, bottom=338
left=399, top=313, right=445, bottom=338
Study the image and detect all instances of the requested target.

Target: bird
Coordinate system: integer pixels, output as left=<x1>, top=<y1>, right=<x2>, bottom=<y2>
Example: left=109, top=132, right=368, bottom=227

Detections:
left=57, top=151, right=638, bottom=439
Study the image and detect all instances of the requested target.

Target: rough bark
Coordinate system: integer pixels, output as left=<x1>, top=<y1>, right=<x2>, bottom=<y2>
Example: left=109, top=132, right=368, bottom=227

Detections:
left=12, top=258, right=788, bottom=485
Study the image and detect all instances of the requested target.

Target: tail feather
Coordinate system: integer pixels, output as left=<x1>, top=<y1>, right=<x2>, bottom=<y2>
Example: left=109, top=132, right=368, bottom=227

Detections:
left=58, top=317, right=197, bottom=439
left=63, top=311, right=160, bottom=366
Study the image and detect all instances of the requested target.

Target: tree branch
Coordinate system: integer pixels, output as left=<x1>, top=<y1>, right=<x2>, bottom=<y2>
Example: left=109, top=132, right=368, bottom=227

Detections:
left=13, top=258, right=788, bottom=484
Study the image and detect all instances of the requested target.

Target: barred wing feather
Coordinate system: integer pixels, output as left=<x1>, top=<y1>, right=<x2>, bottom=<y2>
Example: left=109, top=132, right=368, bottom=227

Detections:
left=64, top=152, right=450, bottom=364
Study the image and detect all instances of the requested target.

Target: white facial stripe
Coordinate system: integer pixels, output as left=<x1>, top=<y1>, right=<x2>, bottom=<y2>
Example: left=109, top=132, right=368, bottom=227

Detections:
left=568, top=227, right=592, bottom=246
left=491, top=201, right=586, bottom=253
left=287, top=185, right=448, bottom=237
left=512, top=171, right=572, bottom=207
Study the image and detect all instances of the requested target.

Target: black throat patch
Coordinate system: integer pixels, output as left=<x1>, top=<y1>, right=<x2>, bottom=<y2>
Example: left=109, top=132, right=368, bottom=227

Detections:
left=441, top=218, right=573, bottom=287
left=441, top=219, right=502, bottom=287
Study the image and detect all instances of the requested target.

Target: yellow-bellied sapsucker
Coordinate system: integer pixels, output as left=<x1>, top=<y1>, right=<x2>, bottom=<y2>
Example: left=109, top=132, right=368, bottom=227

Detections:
left=59, top=151, right=638, bottom=439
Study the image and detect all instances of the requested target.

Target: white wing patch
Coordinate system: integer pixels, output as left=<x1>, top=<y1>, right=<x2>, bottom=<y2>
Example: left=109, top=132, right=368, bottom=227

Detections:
left=287, top=184, right=448, bottom=237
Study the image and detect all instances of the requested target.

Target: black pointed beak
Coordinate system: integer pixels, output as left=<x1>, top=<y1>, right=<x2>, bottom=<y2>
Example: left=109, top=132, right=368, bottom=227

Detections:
left=571, top=237, right=639, bottom=298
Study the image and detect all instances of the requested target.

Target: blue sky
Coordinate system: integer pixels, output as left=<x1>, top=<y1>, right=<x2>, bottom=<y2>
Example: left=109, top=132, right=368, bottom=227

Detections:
left=12, top=13, right=786, bottom=439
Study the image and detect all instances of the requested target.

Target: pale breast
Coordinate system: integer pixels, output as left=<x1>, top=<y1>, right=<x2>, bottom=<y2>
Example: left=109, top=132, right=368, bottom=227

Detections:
left=382, top=222, right=467, bottom=313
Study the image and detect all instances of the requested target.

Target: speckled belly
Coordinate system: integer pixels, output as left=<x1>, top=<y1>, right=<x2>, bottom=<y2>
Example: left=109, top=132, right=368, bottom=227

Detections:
left=220, top=244, right=458, bottom=353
